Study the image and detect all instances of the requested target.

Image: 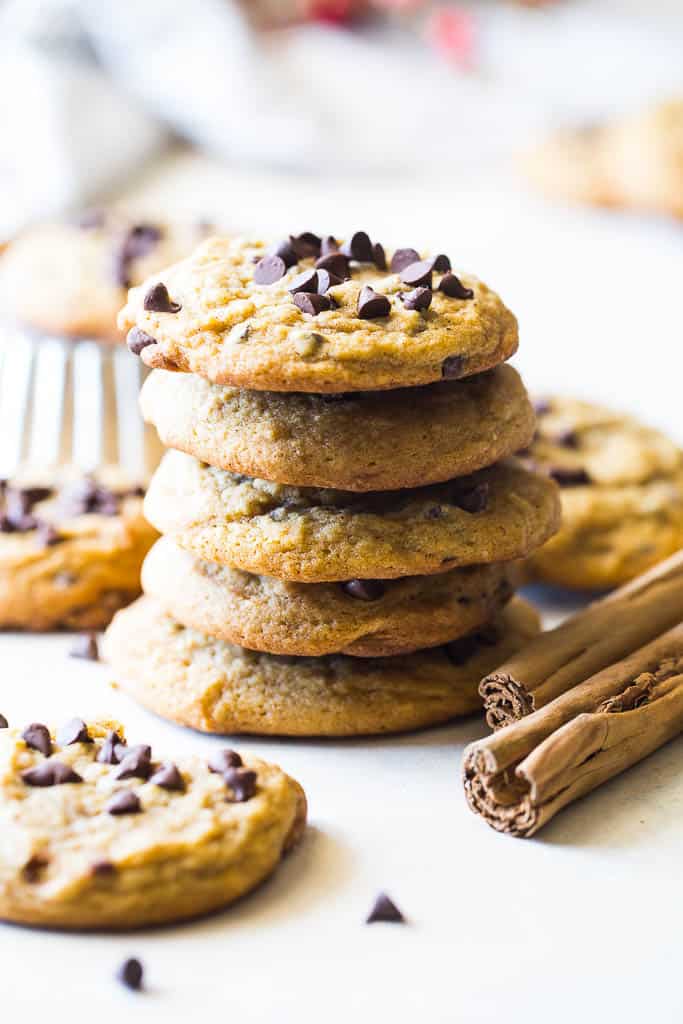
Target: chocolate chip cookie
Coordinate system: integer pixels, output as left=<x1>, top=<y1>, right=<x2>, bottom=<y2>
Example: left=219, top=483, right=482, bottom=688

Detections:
left=103, top=596, right=540, bottom=736
left=140, top=364, right=534, bottom=491
left=0, top=213, right=212, bottom=343
left=141, top=536, right=519, bottom=657
left=0, top=472, right=157, bottom=629
left=119, top=233, right=518, bottom=392
left=143, top=451, right=560, bottom=582
left=524, top=397, right=683, bottom=589
left=0, top=717, right=306, bottom=929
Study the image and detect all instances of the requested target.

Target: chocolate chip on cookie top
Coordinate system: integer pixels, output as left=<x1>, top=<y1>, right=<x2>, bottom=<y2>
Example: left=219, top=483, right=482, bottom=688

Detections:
left=0, top=477, right=146, bottom=542
left=120, top=233, right=518, bottom=392
left=114, top=223, right=164, bottom=289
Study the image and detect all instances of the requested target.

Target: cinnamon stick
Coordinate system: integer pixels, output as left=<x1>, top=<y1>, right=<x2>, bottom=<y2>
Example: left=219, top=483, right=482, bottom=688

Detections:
left=463, top=622, right=683, bottom=837
left=480, top=549, right=683, bottom=730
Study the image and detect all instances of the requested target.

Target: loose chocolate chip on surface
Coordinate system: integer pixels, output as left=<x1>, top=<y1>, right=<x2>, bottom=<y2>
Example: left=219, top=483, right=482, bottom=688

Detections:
left=315, top=252, right=349, bottom=279
left=223, top=767, right=258, bottom=803
left=127, top=328, right=157, bottom=356
left=358, top=285, right=390, bottom=320
left=97, top=730, right=125, bottom=764
left=439, top=272, right=474, bottom=299
left=549, top=467, right=591, bottom=487
left=294, top=293, right=332, bottom=315
left=22, top=761, right=83, bottom=787
left=289, top=232, right=322, bottom=260
left=441, top=355, right=466, bottom=380
left=452, top=482, right=489, bottom=514
left=69, top=633, right=99, bottom=661
left=107, top=791, right=142, bottom=816
left=143, top=282, right=181, bottom=314
left=0, top=714, right=7, bottom=728
left=341, top=579, right=386, bottom=601
left=390, top=248, right=420, bottom=273
left=432, top=253, right=451, bottom=272
left=400, top=260, right=433, bottom=289
left=57, top=718, right=91, bottom=747
left=316, top=269, right=342, bottom=295
left=372, top=242, right=387, bottom=271
left=208, top=748, right=243, bottom=774
left=366, top=892, right=405, bottom=924
left=116, top=745, right=152, bottom=780
left=117, top=958, right=144, bottom=992
left=289, top=269, right=319, bottom=295
left=149, top=763, right=185, bottom=792
left=267, top=239, right=298, bottom=268
left=22, top=723, right=52, bottom=757
left=320, top=235, right=340, bottom=257
left=341, top=231, right=374, bottom=263
left=253, top=255, right=287, bottom=285
left=402, top=286, right=432, bottom=312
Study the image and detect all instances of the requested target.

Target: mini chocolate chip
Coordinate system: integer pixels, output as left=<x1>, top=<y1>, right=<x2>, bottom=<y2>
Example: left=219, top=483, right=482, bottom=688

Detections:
left=267, top=239, right=298, bottom=268
left=390, top=248, right=420, bottom=273
left=341, top=579, right=386, bottom=601
left=402, top=287, right=432, bottom=312
left=341, top=231, right=373, bottom=262
left=92, top=860, right=116, bottom=877
left=117, top=958, right=143, bottom=992
left=358, top=285, right=390, bottom=320
left=432, top=253, right=451, bottom=272
left=289, top=232, right=322, bottom=260
left=549, top=467, right=591, bottom=486
left=57, top=718, right=91, bottom=747
left=116, top=745, right=152, bottom=780
left=69, top=633, right=99, bottom=661
left=149, top=763, right=185, bottom=792
left=107, top=791, right=142, bottom=816
left=400, top=260, right=433, bottom=289
left=439, top=272, right=474, bottom=299
left=320, top=235, right=340, bottom=257
left=127, top=328, right=157, bottom=356
left=441, top=355, right=466, bottom=380
left=143, top=282, right=181, bottom=314
left=35, top=522, right=62, bottom=548
left=253, top=255, right=287, bottom=285
left=315, top=253, right=349, bottom=279
left=555, top=428, right=579, bottom=448
left=366, top=892, right=405, bottom=924
left=452, top=482, right=489, bottom=514
left=223, top=767, right=257, bottom=803
left=372, top=242, right=387, bottom=271
left=22, top=761, right=83, bottom=787
left=0, top=714, right=7, bottom=728
left=208, top=748, right=243, bottom=774
left=294, top=292, right=332, bottom=315
left=22, top=723, right=52, bottom=757
left=289, top=269, right=318, bottom=294
left=533, top=398, right=552, bottom=416
left=316, top=269, right=342, bottom=295
left=97, top=730, right=124, bottom=765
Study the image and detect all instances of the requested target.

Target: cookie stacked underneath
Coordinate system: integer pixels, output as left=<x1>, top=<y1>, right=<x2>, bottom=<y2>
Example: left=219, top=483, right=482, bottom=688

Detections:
left=104, top=232, right=560, bottom=736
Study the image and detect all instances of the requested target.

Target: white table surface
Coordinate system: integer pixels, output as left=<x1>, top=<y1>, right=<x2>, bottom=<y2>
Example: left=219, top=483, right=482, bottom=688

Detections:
left=2, top=155, right=683, bottom=1022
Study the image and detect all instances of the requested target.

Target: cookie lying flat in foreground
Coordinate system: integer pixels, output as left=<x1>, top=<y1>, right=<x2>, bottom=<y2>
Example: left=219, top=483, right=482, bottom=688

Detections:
left=0, top=717, right=306, bottom=929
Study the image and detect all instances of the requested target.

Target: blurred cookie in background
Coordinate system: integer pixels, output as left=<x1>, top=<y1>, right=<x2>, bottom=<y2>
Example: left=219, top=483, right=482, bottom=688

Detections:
left=523, top=397, right=683, bottom=591
left=522, top=99, right=683, bottom=219
left=0, top=212, right=214, bottom=343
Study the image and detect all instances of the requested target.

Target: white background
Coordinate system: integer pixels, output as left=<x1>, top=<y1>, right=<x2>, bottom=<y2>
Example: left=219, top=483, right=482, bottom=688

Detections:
left=1, top=150, right=682, bottom=1022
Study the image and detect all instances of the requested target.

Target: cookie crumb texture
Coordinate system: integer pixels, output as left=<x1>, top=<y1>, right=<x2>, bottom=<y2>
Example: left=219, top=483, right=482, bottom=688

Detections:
left=140, top=364, right=535, bottom=491
left=143, top=452, right=560, bottom=582
left=525, top=398, right=683, bottom=589
left=120, top=235, right=518, bottom=392
left=0, top=719, right=306, bottom=929
left=103, top=596, right=540, bottom=736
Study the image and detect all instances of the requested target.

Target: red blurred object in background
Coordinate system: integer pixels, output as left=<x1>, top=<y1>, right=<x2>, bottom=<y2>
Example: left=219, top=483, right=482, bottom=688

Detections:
left=307, top=0, right=366, bottom=23
left=426, top=5, right=477, bottom=70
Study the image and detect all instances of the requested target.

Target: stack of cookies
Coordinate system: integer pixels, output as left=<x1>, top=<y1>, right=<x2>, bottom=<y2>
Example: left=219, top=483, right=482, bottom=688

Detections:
left=104, top=231, right=560, bottom=736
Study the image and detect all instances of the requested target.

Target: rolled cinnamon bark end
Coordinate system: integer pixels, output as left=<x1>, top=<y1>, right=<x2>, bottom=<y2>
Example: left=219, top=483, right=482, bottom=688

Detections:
left=464, top=623, right=683, bottom=838
left=479, top=549, right=683, bottom=729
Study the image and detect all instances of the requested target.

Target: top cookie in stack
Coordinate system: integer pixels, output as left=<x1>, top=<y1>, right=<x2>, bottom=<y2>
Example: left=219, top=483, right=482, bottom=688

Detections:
left=104, top=231, right=560, bottom=737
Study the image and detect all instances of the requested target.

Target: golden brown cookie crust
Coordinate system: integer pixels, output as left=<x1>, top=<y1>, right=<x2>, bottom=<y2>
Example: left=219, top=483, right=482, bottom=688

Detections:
left=141, top=536, right=519, bottom=657
left=525, top=397, right=683, bottom=589
left=0, top=473, right=157, bottom=630
left=103, top=596, right=540, bottom=737
left=143, top=451, right=560, bottom=582
left=0, top=719, right=306, bottom=930
left=140, top=364, right=534, bottom=491
left=120, top=235, right=518, bottom=392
